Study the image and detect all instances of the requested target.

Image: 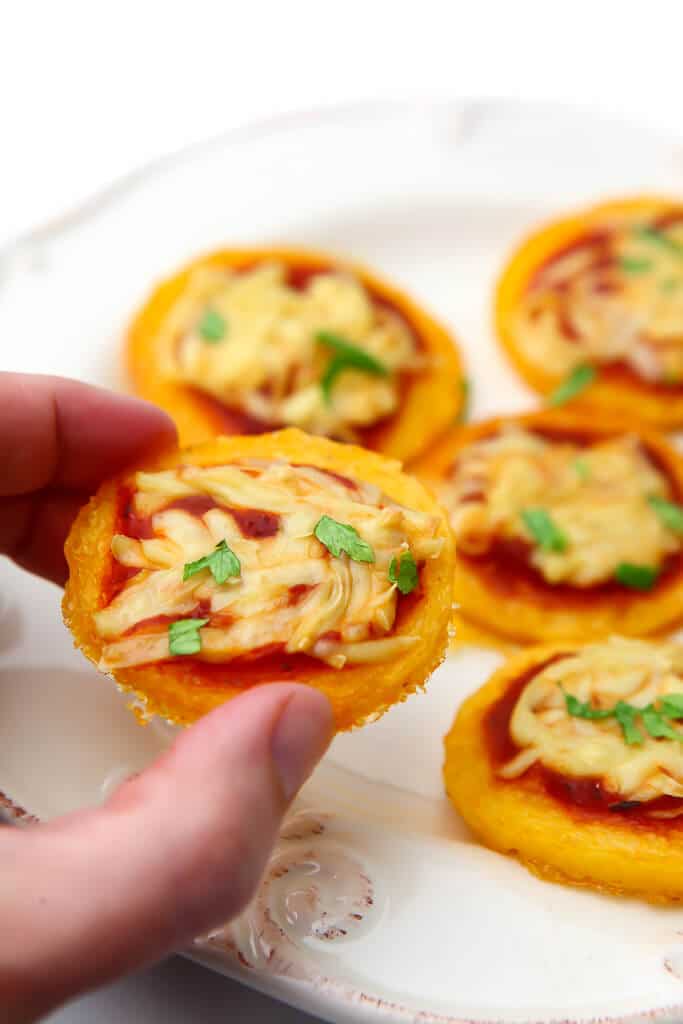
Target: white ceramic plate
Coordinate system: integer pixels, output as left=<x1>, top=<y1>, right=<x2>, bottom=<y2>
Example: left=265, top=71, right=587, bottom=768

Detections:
left=3, top=100, right=683, bottom=1024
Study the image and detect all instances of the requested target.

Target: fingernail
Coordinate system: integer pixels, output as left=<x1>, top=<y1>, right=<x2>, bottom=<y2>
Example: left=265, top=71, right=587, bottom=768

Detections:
left=271, top=689, right=333, bottom=802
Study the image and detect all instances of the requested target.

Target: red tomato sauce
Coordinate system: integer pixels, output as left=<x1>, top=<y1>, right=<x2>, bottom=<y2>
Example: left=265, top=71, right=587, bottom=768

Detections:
left=101, top=474, right=425, bottom=683
left=483, top=660, right=683, bottom=829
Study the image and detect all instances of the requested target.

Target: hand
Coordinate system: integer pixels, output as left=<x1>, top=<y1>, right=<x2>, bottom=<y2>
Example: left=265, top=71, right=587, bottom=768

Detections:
left=0, top=374, right=333, bottom=1022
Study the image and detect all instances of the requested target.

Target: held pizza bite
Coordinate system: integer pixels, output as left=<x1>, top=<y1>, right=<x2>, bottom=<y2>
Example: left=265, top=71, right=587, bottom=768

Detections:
left=62, top=429, right=455, bottom=730
left=414, top=411, right=683, bottom=643
left=444, top=638, right=683, bottom=902
left=127, top=247, right=464, bottom=458
left=496, top=196, right=683, bottom=426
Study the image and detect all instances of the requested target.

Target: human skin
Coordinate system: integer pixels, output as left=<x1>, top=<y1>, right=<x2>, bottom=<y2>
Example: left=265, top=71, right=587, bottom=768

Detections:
left=0, top=374, right=333, bottom=1022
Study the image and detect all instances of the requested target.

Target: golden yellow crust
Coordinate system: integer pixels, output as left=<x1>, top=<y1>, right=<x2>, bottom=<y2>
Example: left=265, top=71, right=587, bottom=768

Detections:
left=444, top=644, right=683, bottom=903
left=413, top=409, right=683, bottom=644
left=496, top=196, right=683, bottom=427
left=126, top=246, right=463, bottom=460
left=62, top=429, right=455, bottom=730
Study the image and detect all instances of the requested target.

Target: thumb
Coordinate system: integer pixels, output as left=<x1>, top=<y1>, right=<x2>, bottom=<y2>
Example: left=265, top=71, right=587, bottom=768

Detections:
left=0, top=683, right=332, bottom=1022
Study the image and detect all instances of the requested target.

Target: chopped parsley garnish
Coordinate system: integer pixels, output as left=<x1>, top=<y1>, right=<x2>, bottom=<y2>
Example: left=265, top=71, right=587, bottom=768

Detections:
left=314, top=514, right=375, bottom=563
left=457, top=377, right=471, bottom=424
left=520, top=508, right=567, bottom=553
left=563, top=688, right=683, bottom=746
left=647, top=495, right=683, bottom=534
left=614, top=562, right=660, bottom=590
left=547, top=364, right=597, bottom=407
left=198, top=308, right=227, bottom=342
left=614, top=701, right=644, bottom=745
left=661, top=278, right=680, bottom=295
left=562, top=691, right=613, bottom=720
left=619, top=256, right=653, bottom=274
left=641, top=705, right=681, bottom=741
left=183, top=540, right=241, bottom=585
left=573, top=458, right=591, bottom=481
left=661, top=694, right=683, bottom=718
left=168, top=618, right=209, bottom=656
left=634, top=225, right=683, bottom=258
left=389, top=551, right=419, bottom=594
left=316, top=330, right=388, bottom=403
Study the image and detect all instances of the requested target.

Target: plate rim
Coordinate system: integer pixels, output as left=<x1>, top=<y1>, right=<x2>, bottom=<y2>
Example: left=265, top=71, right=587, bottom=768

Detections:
left=0, top=94, right=675, bottom=266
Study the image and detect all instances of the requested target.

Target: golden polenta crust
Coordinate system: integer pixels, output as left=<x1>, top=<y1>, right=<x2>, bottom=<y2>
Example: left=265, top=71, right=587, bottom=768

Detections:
left=414, top=409, right=683, bottom=644
left=444, top=644, right=683, bottom=903
left=126, top=245, right=464, bottom=461
left=63, top=429, right=455, bottom=731
left=496, top=195, right=683, bottom=428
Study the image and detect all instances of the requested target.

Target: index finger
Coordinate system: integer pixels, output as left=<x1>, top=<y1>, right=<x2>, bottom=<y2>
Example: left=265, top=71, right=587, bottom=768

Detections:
left=0, top=373, right=177, bottom=496
left=0, top=374, right=177, bottom=583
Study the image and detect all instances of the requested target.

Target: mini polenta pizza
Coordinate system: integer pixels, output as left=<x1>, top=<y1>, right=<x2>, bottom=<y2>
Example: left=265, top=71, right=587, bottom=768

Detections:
left=126, top=247, right=463, bottom=459
left=62, top=429, right=454, bottom=730
left=444, top=638, right=683, bottom=902
left=496, top=197, right=683, bottom=426
left=414, top=411, right=683, bottom=643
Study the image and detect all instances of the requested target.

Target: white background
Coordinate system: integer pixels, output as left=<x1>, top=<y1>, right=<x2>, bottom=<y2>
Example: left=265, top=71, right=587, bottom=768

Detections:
left=3, top=0, right=683, bottom=244
left=2, top=1, right=682, bottom=1021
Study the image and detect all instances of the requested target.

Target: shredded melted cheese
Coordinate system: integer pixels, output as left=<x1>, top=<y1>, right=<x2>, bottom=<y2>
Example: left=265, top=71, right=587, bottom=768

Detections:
left=438, top=426, right=679, bottom=586
left=514, top=213, right=683, bottom=383
left=501, top=638, right=683, bottom=807
left=159, top=262, right=421, bottom=440
left=95, top=460, right=443, bottom=671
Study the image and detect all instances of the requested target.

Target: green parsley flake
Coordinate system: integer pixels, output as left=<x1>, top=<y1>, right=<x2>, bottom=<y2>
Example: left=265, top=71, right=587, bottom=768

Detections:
left=619, top=256, right=653, bottom=274
left=563, top=687, right=683, bottom=745
left=314, top=514, right=375, bottom=563
left=316, top=330, right=388, bottom=404
left=388, top=551, right=419, bottom=595
left=647, top=495, right=683, bottom=534
left=661, top=694, right=683, bottom=718
left=642, top=705, right=682, bottom=742
left=562, top=691, right=613, bottom=720
left=183, top=540, right=241, bottom=585
left=168, top=617, right=209, bottom=657
left=547, top=364, right=597, bottom=407
left=199, top=308, right=227, bottom=343
left=614, top=562, right=660, bottom=590
left=573, top=458, right=590, bottom=481
left=614, top=701, right=644, bottom=745
left=634, top=225, right=683, bottom=258
left=520, top=508, right=567, bottom=553
left=661, top=277, right=680, bottom=294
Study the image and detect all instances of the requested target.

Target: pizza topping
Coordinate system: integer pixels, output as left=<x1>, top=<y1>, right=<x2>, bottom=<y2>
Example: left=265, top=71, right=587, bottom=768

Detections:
left=313, top=515, right=375, bottom=563
left=316, top=330, right=389, bottom=403
left=159, top=262, right=421, bottom=440
left=388, top=551, right=419, bottom=594
left=501, top=637, right=683, bottom=806
left=564, top=688, right=683, bottom=745
left=169, top=618, right=209, bottom=656
left=648, top=495, right=683, bottom=533
left=614, top=562, right=660, bottom=591
left=547, top=364, right=597, bottom=406
left=515, top=212, right=683, bottom=385
left=182, top=540, right=241, bottom=585
left=440, top=426, right=680, bottom=587
left=519, top=508, right=567, bottom=553
left=94, top=459, right=443, bottom=671
left=198, top=308, right=227, bottom=343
